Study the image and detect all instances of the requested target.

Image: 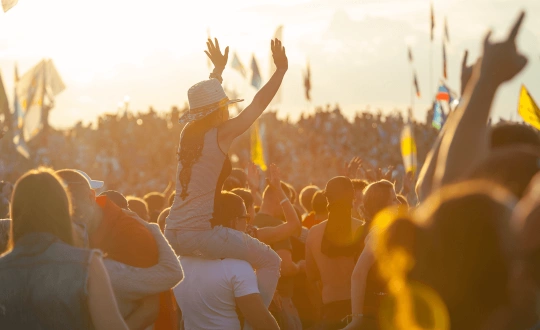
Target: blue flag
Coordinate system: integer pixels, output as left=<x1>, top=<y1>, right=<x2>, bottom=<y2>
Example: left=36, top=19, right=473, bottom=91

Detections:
left=251, top=55, right=262, bottom=90
left=432, top=101, right=446, bottom=130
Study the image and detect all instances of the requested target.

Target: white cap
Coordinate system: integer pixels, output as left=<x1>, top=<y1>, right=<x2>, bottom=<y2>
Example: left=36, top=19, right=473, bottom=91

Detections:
left=75, top=170, right=104, bottom=189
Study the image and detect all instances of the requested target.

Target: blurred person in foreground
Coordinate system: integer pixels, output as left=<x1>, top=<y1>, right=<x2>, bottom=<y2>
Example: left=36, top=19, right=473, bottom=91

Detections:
left=165, top=37, right=288, bottom=309
left=56, top=169, right=183, bottom=330
left=0, top=168, right=129, bottom=330
left=306, top=176, right=364, bottom=329
left=174, top=191, right=279, bottom=330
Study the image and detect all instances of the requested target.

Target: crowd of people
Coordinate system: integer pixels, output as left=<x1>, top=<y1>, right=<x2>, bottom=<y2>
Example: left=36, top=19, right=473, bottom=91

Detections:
left=1, top=9, right=540, bottom=330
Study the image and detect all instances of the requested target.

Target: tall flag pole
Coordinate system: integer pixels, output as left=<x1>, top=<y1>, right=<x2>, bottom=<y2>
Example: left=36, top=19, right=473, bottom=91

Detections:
left=444, top=17, right=450, bottom=43
left=442, top=40, right=448, bottom=80
left=303, top=60, right=311, bottom=102
left=442, top=16, right=450, bottom=80
left=250, top=55, right=262, bottom=90
left=430, top=2, right=435, bottom=100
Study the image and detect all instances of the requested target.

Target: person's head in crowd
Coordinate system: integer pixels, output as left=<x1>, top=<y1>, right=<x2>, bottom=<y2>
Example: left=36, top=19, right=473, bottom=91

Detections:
left=0, top=219, right=11, bottom=254
left=362, top=180, right=399, bottom=223
left=260, top=181, right=291, bottom=218
left=231, top=188, right=254, bottom=224
left=10, top=168, right=74, bottom=250
left=55, top=169, right=98, bottom=228
left=312, top=190, right=328, bottom=219
left=157, top=207, right=171, bottom=233
left=321, top=177, right=361, bottom=257
left=299, top=185, right=319, bottom=214
left=351, top=179, right=369, bottom=217
left=223, top=168, right=248, bottom=191
left=285, top=183, right=297, bottom=204
left=127, top=197, right=150, bottom=222
left=98, top=190, right=128, bottom=209
left=143, top=192, right=165, bottom=223
left=468, top=146, right=540, bottom=199
left=212, top=192, right=249, bottom=233
left=168, top=191, right=175, bottom=207
left=490, top=123, right=540, bottom=149
left=408, top=181, right=516, bottom=330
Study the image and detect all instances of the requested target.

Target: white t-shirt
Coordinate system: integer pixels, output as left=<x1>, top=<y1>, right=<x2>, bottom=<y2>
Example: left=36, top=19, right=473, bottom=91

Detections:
left=174, top=256, right=259, bottom=330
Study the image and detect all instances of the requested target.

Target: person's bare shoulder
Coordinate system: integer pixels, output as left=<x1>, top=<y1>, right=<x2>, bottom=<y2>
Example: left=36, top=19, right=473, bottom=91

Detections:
left=306, top=220, right=327, bottom=245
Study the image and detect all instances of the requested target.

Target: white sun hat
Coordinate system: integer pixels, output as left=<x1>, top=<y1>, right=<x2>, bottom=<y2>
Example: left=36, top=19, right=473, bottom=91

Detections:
left=179, top=78, right=243, bottom=124
left=75, top=170, right=104, bottom=189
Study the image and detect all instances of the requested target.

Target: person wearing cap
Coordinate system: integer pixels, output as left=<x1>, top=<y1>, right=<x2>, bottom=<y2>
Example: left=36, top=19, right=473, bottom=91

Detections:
left=165, top=37, right=288, bottom=310
left=56, top=169, right=183, bottom=330
left=305, top=177, right=364, bottom=329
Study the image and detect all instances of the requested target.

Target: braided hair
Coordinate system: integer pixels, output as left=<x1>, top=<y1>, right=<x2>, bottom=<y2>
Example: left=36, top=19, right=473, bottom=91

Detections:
left=178, top=109, right=224, bottom=200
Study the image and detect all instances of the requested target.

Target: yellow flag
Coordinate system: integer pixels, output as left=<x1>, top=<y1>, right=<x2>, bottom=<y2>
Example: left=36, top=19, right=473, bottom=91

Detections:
left=251, top=120, right=267, bottom=171
left=400, top=123, right=417, bottom=175
left=518, top=85, right=540, bottom=130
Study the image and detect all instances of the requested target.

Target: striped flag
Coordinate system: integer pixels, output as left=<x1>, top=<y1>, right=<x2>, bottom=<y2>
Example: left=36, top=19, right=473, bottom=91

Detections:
left=413, top=72, right=421, bottom=98
left=231, top=52, right=247, bottom=78
left=430, top=2, right=435, bottom=41
left=304, top=60, right=311, bottom=101
left=432, top=101, right=446, bottom=130
left=401, top=120, right=418, bottom=175
left=251, top=119, right=267, bottom=171
left=251, top=55, right=262, bottom=90
left=442, top=40, right=448, bottom=79
left=436, top=84, right=450, bottom=102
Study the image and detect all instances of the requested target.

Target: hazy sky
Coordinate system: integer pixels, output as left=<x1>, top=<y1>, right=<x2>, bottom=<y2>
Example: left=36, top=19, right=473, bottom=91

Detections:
left=0, top=0, right=539, bottom=128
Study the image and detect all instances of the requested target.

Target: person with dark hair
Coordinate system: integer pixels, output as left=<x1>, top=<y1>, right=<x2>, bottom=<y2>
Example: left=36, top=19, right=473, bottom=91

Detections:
left=0, top=168, right=129, bottom=330
left=306, top=177, right=365, bottom=329
left=99, top=190, right=128, bottom=209
left=56, top=169, right=183, bottom=330
left=157, top=207, right=171, bottom=233
left=304, top=191, right=328, bottom=229
left=166, top=37, right=288, bottom=309
left=299, top=185, right=319, bottom=215
left=144, top=192, right=166, bottom=224
left=231, top=188, right=255, bottom=223
left=223, top=168, right=249, bottom=191
left=490, top=122, right=540, bottom=149
left=255, top=165, right=305, bottom=329
left=127, top=196, right=150, bottom=222
left=174, top=191, right=279, bottom=330
left=345, top=180, right=399, bottom=330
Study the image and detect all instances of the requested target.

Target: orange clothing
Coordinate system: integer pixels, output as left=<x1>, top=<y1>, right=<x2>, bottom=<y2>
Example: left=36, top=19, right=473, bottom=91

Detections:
left=90, top=196, right=158, bottom=267
left=155, top=290, right=179, bottom=330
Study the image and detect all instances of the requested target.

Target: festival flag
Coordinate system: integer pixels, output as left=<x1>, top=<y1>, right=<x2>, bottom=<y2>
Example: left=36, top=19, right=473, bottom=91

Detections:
left=413, top=72, right=421, bottom=98
left=436, top=84, right=450, bottom=102
left=12, top=65, right=30, bottom=159
left=401, top=120, right=418, bottom=175
left=442, top=40, right=448, bottom=79
left=518, top=85, right=540, bottom=130
left=2, top=0, right=18, bottom=12
left=251, top=55, right=262, bottom=90
left=408, top=46, right=413, bottom=63
left=269, top=25, right=283, bottom=105
left=17, top=59, right=65, bottom=142
left=251, top=119, right=267, bottom=171
left=432, top=101, right=446, bottom=130
left=444, top=17, right=450, bottom=42
left=231, top=52, right=247, bottom=78
left=304, top=60, right=311, bottom=101
left=430, top=2, right=435, bottom=41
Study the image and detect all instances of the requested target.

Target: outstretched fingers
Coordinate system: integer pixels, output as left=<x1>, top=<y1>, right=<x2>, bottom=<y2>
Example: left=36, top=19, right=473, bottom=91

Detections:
left=508, top=11, right=526, bottom=42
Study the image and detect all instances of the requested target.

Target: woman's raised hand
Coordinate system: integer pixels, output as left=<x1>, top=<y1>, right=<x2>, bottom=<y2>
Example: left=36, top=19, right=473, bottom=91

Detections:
left=205, top=38, right=229, bottom=69
left=271, top=39, right=288, bottom=72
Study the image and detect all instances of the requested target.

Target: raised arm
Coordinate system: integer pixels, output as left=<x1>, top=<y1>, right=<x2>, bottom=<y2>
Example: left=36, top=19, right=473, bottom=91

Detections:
left=256, top=164, right=301, bottom=244
left=434, top=11, right=528, bottom=188
left=219, top=39, right=288, bottom=145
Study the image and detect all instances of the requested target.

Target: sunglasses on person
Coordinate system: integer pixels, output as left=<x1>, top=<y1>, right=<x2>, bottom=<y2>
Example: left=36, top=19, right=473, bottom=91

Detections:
left=235, top=215, right=250, bottom=223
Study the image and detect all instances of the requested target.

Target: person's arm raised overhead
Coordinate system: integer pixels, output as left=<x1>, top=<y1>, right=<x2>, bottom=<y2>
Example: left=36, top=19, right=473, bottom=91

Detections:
left=434, top=11, right=528, bottom=188
left=205, top=38, right=229, bottom=83
left=88, top=253, right=130, bottom=330
left=218, top=39, right=288, bottom=148
left=257, top=164, right=301, bottom=244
